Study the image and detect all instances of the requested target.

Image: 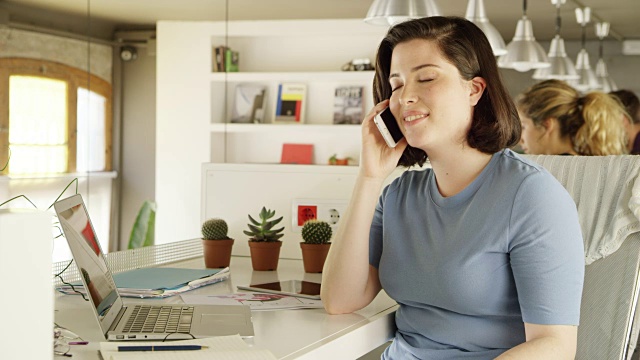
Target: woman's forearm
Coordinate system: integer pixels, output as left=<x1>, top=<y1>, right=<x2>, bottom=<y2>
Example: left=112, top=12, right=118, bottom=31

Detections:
left=321, top=175, right=385, bottom=314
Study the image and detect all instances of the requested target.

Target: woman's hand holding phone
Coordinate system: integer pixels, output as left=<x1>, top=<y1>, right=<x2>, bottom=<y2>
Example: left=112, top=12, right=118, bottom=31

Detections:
left=360, top=100, right=407, bottom=179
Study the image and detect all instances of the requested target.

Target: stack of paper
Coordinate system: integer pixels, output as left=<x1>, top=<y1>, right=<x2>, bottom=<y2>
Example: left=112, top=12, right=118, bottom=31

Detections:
left=58, top=267, right=230, bottom=298
left=100, top=335, right=277, bottom=360
left=181, top=293, right=324, bottom=311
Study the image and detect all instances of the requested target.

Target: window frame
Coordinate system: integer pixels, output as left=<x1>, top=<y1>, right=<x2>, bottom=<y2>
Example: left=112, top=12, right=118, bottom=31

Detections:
left=0, top=57, right=112, bottom=174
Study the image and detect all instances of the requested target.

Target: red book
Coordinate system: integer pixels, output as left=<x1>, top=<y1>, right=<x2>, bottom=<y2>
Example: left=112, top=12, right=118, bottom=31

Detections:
left=280, top=143, right=313, bottom=164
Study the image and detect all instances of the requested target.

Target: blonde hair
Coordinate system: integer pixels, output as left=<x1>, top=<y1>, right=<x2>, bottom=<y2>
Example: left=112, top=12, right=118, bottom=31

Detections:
left=517, top=80, right=627, bottom=155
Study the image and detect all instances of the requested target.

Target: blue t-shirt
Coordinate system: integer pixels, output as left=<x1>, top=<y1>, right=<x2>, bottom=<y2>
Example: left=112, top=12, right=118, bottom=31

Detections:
left=369, top=149, right=584, bottom=359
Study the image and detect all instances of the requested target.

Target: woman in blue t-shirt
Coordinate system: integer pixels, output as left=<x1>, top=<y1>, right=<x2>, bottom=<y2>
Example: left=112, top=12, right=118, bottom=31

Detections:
left=321, top=16, right=584, bottom=359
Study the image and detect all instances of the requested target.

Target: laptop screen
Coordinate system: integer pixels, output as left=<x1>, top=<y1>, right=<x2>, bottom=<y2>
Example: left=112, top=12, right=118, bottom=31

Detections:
left=55, top=194, right=122, bottom=335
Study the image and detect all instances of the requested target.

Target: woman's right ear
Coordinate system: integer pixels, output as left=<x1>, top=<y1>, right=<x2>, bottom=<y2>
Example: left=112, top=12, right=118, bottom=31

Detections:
left=541, top=117, right=556, bottom=134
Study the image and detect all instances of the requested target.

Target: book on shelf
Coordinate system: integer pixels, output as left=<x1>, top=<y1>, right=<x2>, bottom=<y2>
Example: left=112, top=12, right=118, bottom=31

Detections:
left=226, top=48, right=239, bottom=72
left=333, top=85, right=364, bottom=124
left=231, top=84, right=267, bottom=123
left=212, top=45, right=239, bottom=72
left=57, top=267, right=230, bottom=299
left=280, top=143, right=313, bottom=164
left=274, top=83, right=307, bottom=123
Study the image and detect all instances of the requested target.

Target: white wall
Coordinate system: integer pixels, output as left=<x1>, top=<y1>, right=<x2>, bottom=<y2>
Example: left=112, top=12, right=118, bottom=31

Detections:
left=155, top=21, right=219, bottom=244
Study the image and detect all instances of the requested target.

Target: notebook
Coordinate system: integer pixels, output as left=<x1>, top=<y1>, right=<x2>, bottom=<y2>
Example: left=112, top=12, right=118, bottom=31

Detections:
left=54, top=194, right=254, bottom=341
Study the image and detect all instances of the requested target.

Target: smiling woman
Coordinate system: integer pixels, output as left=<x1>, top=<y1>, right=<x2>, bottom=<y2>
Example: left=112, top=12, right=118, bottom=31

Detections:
left=322, top=16, right=584, bottom=360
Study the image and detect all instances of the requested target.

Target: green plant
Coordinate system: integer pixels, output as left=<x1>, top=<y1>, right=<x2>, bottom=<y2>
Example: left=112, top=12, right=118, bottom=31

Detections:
left=201, top=218, right=231, bottom=240
left=243, top=207, right=284, bottom=242
left=301, top=220, right=332, bottom=244
left=128, top=200, right=157, bottom=249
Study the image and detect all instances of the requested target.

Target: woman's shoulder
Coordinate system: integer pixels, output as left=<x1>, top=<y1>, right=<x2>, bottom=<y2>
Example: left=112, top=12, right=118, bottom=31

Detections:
left=499, top=150, right=574, bottom=203
left=494, top=149, right=568, bottom=194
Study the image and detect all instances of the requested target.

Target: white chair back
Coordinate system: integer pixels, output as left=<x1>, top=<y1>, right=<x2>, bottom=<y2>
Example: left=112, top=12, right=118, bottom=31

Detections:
left=524, top=155, right=640, bottom=360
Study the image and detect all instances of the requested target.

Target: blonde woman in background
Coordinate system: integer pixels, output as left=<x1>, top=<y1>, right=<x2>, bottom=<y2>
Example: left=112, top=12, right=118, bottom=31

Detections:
left=516, top=79, right=627, bottom=156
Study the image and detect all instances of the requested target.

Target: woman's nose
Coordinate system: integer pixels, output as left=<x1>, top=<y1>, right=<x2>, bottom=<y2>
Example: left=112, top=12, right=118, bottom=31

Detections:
left=399, top=85, right=418, bottom=105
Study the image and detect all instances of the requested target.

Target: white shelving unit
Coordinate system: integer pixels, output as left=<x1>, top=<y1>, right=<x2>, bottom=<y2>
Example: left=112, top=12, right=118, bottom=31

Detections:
left=156, top=19, right=388, bottom=244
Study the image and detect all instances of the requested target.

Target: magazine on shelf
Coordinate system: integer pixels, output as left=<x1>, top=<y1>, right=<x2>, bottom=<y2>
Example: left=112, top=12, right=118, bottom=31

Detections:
left=274, top=82, right=307, bottom=123
left=333, top=85, right=364, bottom=124
left=231, top=84, right=267, bottom=123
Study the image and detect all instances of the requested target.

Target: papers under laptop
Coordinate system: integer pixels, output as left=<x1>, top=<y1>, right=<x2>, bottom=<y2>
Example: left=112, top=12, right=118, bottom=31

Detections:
left=54, top=194, right=254, bottom=341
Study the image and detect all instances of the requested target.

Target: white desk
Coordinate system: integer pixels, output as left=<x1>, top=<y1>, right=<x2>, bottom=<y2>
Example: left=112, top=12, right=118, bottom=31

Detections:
left=55, top=255, right=398, bottom=359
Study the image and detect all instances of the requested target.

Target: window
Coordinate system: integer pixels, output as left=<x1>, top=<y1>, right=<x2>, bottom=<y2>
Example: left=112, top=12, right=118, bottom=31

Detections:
left=0, top=58, right=112, bottom=175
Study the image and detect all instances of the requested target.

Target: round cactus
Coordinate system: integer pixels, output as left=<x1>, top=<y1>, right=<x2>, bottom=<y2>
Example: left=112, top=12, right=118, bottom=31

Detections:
left=202, top=218, right=231, bottom=240
left=301, top=220, right=332, bottom=244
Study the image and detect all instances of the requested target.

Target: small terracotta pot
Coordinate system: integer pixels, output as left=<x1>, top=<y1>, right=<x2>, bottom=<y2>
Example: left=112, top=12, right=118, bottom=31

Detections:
left=202, top=238, right=234, bottom=268
left=300, top=243, right=331, bottom=273
left=248, top=241, right=282, bottom=271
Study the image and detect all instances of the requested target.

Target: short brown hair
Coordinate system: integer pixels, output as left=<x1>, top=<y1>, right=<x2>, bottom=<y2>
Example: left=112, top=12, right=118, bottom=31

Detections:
left=373, top=16, right=521, bottom=167
left=610, top=89, right=640, bottom=125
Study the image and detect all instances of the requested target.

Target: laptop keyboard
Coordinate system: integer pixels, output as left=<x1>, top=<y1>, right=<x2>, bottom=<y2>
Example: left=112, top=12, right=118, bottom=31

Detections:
left=123, top=305, right=194, bottom=334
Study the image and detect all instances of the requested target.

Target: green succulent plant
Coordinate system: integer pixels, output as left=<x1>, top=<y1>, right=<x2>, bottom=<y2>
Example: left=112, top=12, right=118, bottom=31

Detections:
left=202, top=218, right=232, bottom=240
left=301, top=220, right=332, bottom=244
left=243, top=207, right=284, bottom=242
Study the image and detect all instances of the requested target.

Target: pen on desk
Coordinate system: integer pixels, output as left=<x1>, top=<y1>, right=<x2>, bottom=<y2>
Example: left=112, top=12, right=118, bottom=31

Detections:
left=117, top=345, right=208, bottom=352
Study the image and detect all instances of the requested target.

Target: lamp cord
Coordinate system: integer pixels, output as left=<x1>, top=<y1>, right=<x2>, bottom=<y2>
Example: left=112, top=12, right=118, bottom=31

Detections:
left=555, top=5, right=562, bottom=36
left=522, top=0, right=527, bottom=16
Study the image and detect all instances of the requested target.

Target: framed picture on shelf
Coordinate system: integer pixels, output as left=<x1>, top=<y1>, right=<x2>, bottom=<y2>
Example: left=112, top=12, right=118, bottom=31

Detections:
left=274, top=83, right=307, bottom=124
left=231, top=84, right=267, bottom=123
left=333, top=86, right=364, bottom=125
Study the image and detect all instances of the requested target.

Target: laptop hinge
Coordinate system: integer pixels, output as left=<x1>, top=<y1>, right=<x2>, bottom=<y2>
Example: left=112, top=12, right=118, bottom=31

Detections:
left=108, top=306, right=127, bottom=333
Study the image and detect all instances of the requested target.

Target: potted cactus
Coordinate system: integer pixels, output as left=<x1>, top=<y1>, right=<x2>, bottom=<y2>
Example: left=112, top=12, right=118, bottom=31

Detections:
left=201, top=218, right=234, bottom=268
left=300, top=220, right=332, bottom=273
left=244, top=207, right=284, bottom=271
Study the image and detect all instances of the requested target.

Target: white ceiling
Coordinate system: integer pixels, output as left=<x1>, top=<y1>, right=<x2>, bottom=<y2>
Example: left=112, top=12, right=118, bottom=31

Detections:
left=3, top=0, right=640, bottom=42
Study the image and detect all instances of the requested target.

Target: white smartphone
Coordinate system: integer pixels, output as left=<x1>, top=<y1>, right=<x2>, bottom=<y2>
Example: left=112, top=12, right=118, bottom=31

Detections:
left=373, top=107, right=404, bottom=148
left=237, top=280, right=321, bottom=300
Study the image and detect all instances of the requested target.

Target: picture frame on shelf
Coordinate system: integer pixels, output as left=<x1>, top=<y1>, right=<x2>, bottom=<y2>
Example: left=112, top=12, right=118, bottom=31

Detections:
left=274, top=83, right=307, bottom=124
left=333, top=86, right=364, bottom=125
left=231, top=84, right=267, bottom=124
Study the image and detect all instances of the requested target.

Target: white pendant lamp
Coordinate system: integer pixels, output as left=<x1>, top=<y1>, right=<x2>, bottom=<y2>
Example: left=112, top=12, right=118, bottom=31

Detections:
left=465, top=0, right=507, bottom=56
left=532, top=0, right=579, bottom=80
left=595, top=22, right=617, bottom=92
left=498, top=0, right=550, bottom=72
left=570, top=7, right=601, bottom=92
left=364, top=0, right=441, bottom=26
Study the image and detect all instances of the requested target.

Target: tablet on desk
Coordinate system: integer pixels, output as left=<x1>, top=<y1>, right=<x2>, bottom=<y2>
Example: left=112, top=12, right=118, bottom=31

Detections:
left=237, top=280, right=321, bottom=300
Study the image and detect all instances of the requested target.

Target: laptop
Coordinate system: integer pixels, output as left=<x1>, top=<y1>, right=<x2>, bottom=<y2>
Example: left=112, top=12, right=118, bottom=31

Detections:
left=54, top=194, right=254, bottom=341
